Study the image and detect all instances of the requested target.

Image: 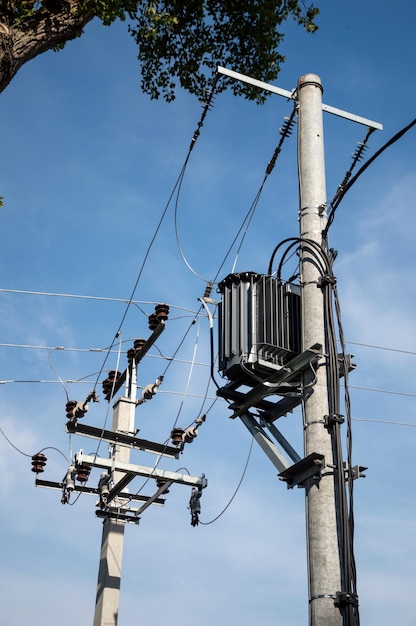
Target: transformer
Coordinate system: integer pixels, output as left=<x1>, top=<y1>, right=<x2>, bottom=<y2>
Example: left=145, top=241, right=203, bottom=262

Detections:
left=218, top=272, right=301, bottom=386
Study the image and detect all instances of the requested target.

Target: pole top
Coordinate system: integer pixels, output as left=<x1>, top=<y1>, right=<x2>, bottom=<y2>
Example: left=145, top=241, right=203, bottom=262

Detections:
left=298, top=74, right=323, bottom=93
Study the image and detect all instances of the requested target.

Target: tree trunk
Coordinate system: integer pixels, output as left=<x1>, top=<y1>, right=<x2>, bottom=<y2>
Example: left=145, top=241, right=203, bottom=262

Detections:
left=0, top=2, right=95, bottom=93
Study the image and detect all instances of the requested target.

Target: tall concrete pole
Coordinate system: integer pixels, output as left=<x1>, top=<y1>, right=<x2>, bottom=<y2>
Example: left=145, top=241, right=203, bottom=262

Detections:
left=93, top=382, right=137, bottom=626
left=297, top=74, right=342, bottom=626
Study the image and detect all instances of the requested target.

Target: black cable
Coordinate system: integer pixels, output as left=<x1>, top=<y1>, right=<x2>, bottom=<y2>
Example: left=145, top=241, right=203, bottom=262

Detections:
left=324, top=118, right=416, bottom=238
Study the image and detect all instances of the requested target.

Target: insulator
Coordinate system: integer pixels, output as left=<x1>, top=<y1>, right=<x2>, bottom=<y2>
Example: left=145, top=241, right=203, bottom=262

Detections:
left=65, top=400, right=78, bottom=420
left=65, top=468, right=75, bottom=492
left=127, top=348, right=136, bottom=364
left=148, top=313, right=159, bottom=330
left=74, top=401, right=88, bottom=419
left=189, top=487, right=202, bottom=526
left=171, top=427, right=185, bottom=446
left=142, top=383, right=157, bottom=400
left=156, top=477, right=170, bottom=494
left=98, top=472, right=110, bottom=505
left=155, top=303, right=169, bottom=322
left=184, top=426, right=198, bottom=443
left=102, top=370, right=122, bottom=400
left=31, top=452, right=47, bottom=473
left=134, top=338, right=146, bottom=350
left=76, top=463, right=91, bottom=483
left=203, top=282, right=213, bottom=300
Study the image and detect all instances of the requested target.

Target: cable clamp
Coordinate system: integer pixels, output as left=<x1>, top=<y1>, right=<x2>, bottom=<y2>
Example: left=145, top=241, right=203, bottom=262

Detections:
left=334, top=591, right=359, bottom=608
left=317, top=274, right=337, bottom=288
left=309, top=594, right=336, bottom=603
left=299, top=203, right=327, bottom=215
left=324, top=413, right=345, bottom=429
left=304, top=419, right=326, bottom=429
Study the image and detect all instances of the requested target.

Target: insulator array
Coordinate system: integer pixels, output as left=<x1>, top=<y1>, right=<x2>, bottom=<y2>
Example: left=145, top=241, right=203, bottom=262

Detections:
left=127, top=338, right=146, bottom=364
left=75, top=463, right=91, bottom=483
left=148, top=303, right=169, bottom=330
left=171, top=427, right=185, bottom=446
left=102, top=370, right=122, bottom=401
left=31, top=452, right=47, bottom=473
left=65, top=399, right=89, bottom=421
left=279, top=115, right=296, bottom=137
left=352, top=141, right=369, bottom=163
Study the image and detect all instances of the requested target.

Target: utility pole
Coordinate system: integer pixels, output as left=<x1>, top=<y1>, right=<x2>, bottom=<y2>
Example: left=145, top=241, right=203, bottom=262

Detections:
left=93, top=395, right=135, bottom=626
left=297, top=74, right=341, bottom=626
left=33, top=316, right=207, bottom=626
left=216, top=66, right=382, bottom=625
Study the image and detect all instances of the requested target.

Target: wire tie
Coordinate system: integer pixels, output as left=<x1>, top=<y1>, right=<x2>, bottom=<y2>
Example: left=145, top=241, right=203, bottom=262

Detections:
left=304, top=419, right=326, bottom=428
left=309, top=594, right=336, bottom=603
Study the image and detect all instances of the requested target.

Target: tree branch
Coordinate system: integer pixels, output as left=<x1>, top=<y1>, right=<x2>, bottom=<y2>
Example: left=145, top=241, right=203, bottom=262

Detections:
left=0, top=1, right=95, bottom=92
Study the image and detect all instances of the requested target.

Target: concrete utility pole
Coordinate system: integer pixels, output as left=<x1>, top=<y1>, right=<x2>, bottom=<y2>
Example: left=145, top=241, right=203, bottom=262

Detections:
left=216, top=66, right=382, bottom=626
left=297, top=74, right=341, bottom=626
left=93, top=396, right=134, bottom=626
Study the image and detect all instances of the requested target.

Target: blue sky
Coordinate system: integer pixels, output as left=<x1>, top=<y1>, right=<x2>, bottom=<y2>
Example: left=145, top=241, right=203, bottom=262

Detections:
left=0, top=1, right=415, bottom=625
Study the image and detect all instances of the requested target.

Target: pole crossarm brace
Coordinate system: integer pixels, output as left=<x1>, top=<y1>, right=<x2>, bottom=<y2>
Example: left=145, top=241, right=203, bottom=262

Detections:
left=135, top=481, right=173, bottom=516
left=239, top=412, right=292, bottom=473
left=66, top=421, right=180, bottom=459
left=74, top=451, right=206, bottom=489
left=217, top=66, right=383, bottom=130
left=35, top=478, right=166, bottom=505
left=225, top=343, right=322, bottom=419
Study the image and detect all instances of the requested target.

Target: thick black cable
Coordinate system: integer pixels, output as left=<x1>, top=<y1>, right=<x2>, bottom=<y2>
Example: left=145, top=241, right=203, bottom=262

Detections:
left=324, top=118, right=416, bottom=237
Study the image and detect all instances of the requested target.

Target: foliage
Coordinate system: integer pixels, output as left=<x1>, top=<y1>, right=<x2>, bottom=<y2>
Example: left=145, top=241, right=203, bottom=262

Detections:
left=0, top=1, right=319, bottom=100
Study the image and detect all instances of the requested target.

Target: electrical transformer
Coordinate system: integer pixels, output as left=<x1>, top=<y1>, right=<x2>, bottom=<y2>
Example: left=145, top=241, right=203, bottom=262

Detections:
left=218, top=272, right=301, bottom=386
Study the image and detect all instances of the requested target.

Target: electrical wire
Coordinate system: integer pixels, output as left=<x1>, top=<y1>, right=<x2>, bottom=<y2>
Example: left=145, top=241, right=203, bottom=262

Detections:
left=88, top=76, right=220, bottom=397
left=47, top=349, right=69, bottom=401
left=199, top=435, right=254, bottom=525
left=324, top=117, right=416, bottom=237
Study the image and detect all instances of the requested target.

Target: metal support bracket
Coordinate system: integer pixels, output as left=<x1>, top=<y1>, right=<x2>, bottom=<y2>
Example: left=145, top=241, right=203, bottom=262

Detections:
left=74, top=451, right=207, bottom=489
left=279, top=452, right=325, bottom=488
left=239, top=412, right=292, bottom=473
left=66, top=421, right=180, bottom=459
left=35, top=478, right=166, bottom=505
left=221, top=343, right=322, bottom=419
left=95, top=510, right=141, bottom=524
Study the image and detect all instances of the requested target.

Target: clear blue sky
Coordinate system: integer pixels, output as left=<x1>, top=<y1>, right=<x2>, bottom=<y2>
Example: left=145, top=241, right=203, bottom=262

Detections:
left=0, top=2, right=415, bottom=625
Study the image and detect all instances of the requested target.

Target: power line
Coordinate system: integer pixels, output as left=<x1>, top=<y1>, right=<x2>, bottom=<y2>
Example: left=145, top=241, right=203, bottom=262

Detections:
left=345, top=341, right=416, bottom=356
